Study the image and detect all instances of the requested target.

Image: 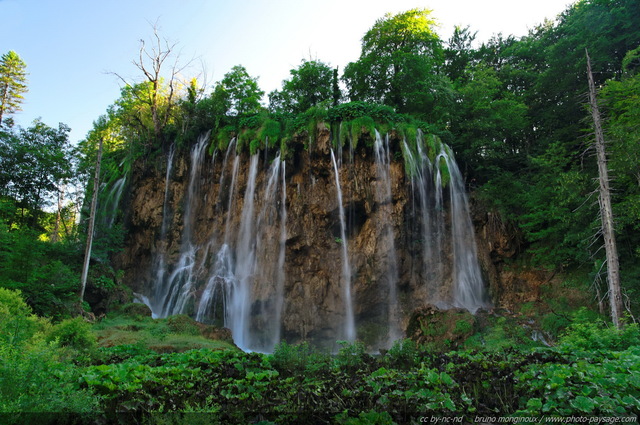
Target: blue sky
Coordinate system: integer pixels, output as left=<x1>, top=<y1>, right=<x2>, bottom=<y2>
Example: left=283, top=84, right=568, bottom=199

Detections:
left=1, top=0, right=572, bottom=143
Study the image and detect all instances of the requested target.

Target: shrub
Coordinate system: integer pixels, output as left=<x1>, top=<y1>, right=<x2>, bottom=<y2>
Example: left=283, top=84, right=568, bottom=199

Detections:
left=120, top=302, right=152, bottom=319
left=383, top=339, right=418, bottom=370
left=558, top=308, right=640, bottom=352
left=334, top=340, right=375, bottom=373
left=45, top=316, right=97, bottom=352
left=0, top=288, right=42, bottom=347
left=268, top=340, right=330, bottom=377
left=0, top=340, right=100, bottom=416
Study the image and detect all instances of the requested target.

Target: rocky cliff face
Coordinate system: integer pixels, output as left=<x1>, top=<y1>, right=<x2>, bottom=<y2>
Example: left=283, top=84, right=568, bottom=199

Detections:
left=114, top=128, right=497, bottom=351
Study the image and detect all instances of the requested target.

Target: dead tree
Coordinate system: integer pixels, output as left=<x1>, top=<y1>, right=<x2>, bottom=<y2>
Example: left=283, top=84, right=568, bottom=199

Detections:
left=586, top=49, right=623, bottom=328
left=80, top=137, right=103, bottom=303
left=113, top=22, right=189, bottom=145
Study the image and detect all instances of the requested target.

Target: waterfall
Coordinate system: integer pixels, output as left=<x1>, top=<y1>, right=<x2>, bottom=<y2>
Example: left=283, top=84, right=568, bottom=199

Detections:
left=150, top=134, right=209, bottom=318
left=331, top=149, right=356, bottom=342
left=402, top=137, right=439, bottom=295
left=251, top=154, right=285, bottom=351
left=226, top=154, right=259, bottom=350
left=195, top=139, right=238, bottom=324
left=195, top=150, right=287, bottom=352
left=143, top=130, right=486, bottom=352
left=102, top=176, right=127, bottom=228
left=373, top=131, right=402, bottom=343
left=438, top=146, right=487, bottom=312
left=275, top=161, right=287, bottom=346
left=150, top=144, right=176, bottom=318
left=402, top=132, right=486, bottom=312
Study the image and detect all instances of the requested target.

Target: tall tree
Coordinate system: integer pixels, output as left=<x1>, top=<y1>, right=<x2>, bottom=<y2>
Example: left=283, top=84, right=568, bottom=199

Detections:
left=587, top=50, right=622, bottom=328
left=113, top=24, right=187, bottom=146
left=268, top=59, right=334, bottom=114
left=0, top=51, right=28, bottom=126
left=212, top=65, right=264, bottom=116
left=0, top=120, right=74, bottom=227
left=342, top=8, right=450, bottom=120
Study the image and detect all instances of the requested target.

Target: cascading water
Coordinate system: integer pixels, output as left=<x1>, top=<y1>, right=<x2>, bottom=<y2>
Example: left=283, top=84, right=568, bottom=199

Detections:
left=101, top=176, right=127, bottom=228
left=150, top=134, right=209, bottom=317
left=143, top=130, right=486, bottom=352
left=373, top=131, right=402, bottom=343
left=331, top=148, right=356, bottom=342
left=230, top=154, right=259, bottom=350
left=148, top=145, right=176, bottom=318
left=437, top=146, right=487, bottom=312
left=195, top=153, right=286, bottom=352
left=402, top=131, right=487, bottom=312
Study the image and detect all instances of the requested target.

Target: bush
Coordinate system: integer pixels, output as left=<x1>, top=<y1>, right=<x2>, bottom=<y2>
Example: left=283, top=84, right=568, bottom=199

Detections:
left=45, top=316, right=97, bottom=352
left=120, top=302, right=152, bottom=319
left=334, top=340, right=375, bottom=373
left=558, top=308, right=640, bottom=352
left=268, top=341, right=331, bottom=377
left=383, top=339, right=418, bottom=370
left=0, top=340, right=99, bottom=416
left=0, top=288, right=42, bottom=347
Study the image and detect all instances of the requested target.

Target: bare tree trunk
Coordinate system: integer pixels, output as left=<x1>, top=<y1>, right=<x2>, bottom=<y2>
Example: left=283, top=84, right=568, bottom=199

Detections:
left=80, top=138, right=103, bottom=303
left=52, top=186, right=64, bottom=243
left=586, top=49, right=623, bottom=328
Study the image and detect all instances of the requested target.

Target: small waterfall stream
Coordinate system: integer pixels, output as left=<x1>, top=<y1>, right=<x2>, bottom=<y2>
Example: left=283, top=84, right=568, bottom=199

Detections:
left=331, top=148, right=356, bottom=342
left=373, top=131, right=401, bottom=343
left=439, top=146, right=487, bottom=312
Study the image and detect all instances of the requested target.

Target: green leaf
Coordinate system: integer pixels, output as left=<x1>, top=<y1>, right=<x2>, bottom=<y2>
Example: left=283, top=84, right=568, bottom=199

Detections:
left=570, top=395, right=596, bottom=413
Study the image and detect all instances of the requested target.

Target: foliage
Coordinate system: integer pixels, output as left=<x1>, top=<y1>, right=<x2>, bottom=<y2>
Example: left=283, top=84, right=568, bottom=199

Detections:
left=343, top=8, right=449, bottom=121
left=0, top=289, right=99, bottom=418
left=0, top=340, right=100, bottom=418
left=268, top=340, right=331, bottom=377
left=0, top=287, right=43, bottom=347
left=0, top=226, right=81, bottom=320
left=328, top=101, right=404, bottom=124
left=45, top=316, right=98, bottom=352
left=557, top=308, right=640, bottom=353
left=165, top=314, right=200, bottom=336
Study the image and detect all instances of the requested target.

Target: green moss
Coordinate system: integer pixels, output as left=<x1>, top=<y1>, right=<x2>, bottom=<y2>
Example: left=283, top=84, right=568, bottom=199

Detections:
left=438, top=155, right=450, bottom=187
left=258, top=118, right=282, bottom=148
left=92, top=312, right=237, bottom=353
left=166, top=314, right=199, bottom=335
left=215, top=125, right=236, bottom=151
left=249, top=137, right=262, bottom=155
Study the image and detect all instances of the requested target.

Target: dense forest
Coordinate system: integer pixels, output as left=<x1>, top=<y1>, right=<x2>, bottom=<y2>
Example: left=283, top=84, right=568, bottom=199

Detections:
left=1, top=0, right=640, bottom=422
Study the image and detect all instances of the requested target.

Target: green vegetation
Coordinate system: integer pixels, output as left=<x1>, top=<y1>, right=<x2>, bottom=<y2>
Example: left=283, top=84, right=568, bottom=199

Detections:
left=2, top=288, right=639, bottom=423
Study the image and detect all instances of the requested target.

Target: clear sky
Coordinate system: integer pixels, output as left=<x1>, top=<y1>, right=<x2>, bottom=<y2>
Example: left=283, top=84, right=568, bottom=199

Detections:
left=1, top=0, right=573, bottom=144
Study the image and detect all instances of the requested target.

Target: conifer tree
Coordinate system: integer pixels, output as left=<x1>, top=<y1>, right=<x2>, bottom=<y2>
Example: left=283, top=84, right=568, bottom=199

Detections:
left=0, top=51, right=28, bottom=126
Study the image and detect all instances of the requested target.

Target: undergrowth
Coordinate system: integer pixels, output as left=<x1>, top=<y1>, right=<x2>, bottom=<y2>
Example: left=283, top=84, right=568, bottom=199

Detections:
left=2, top=289, right=639, bottom=424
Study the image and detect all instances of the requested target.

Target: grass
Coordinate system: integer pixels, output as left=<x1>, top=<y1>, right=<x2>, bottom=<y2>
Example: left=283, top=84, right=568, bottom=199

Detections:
left=92, top=311, right=238, bottom=353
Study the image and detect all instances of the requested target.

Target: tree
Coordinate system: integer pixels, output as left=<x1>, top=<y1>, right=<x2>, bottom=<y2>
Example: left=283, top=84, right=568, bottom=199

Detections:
left=113, top=24, right=187, bottom=146
left=0, top=51, right=28, bottom=126
left=444, top=25, right=478, bottom=84
left=448, top=63, right=529, bottom=181
left=586, top=50, right=623, bottom=328
left=342, top=8, right=450, bottom=120
left=212, top=65, right=264, bottom=116
left=268, top=59, right=335, bottom=114
left=80, top=131, right=102, bottom=304
left=0, top=120, right=74, bottom=227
